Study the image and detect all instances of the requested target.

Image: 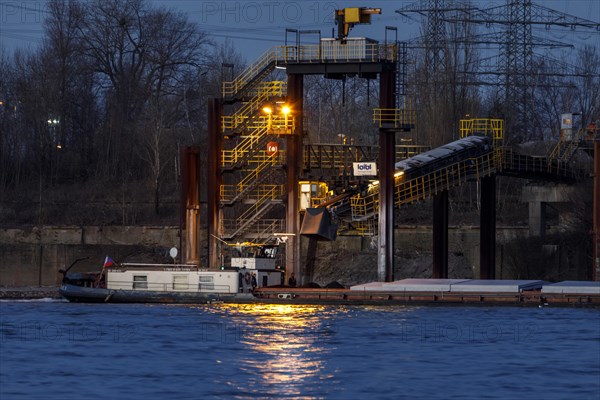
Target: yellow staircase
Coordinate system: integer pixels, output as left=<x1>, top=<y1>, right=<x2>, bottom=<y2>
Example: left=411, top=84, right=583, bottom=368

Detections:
left=220, top=79, right=294, bottom=239
left=222, top=81, right=286, bottom=132
left=548, top=128, right=582, bottom=165
left=219, top=42, right=398, bottom=240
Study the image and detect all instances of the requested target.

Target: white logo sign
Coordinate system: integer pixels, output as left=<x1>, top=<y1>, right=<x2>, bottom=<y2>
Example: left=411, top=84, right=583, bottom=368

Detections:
left=560, top=113, right=573, bottom=129
left=353, top=162, right=377, bottom=176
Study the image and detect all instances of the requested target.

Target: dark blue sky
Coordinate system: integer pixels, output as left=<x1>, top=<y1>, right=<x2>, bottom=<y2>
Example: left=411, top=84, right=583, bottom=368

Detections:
left=1, top=0, right=599, bottom=60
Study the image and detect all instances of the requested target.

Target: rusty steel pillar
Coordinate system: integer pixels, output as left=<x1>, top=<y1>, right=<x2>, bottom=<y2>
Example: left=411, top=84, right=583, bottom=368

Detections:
left=480, top=176, right=496, bottom=279
left=207, top=98, right=222, bottom=270
left=286, top=73, right=303, bottom=285
left=432, top=190, right=449, bottom=278
left=180, top=147, right=201, bottom=265
left=593, top=135, right=600, bottom=281
left=378, top=67, right=396, bottom=282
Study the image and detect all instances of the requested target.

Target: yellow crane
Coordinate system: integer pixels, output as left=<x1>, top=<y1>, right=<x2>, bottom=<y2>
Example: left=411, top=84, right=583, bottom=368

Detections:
left=335, top=7, right=381, bottom=41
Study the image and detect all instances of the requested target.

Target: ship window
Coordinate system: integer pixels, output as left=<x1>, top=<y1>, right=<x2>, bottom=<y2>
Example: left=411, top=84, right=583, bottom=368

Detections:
left=199, top=275, right=214, bottom=290
left=173, top=275, right=189, bottom=290
left=133, top=275, right=147, bottom=289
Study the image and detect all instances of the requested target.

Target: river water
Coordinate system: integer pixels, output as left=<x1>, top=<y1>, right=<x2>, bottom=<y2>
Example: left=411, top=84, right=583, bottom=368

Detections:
left=0, top=300, right=598, bottom=399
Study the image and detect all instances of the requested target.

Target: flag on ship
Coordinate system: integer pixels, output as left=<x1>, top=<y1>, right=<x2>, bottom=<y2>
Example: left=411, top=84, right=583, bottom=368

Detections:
left=103, top=256, right=115, bottom=268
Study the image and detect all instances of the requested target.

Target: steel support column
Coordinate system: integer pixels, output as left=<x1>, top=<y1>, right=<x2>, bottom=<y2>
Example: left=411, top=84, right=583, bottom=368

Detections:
left=180, top=147, right=201, bottom=265
left=593, top=136, right=600, bottom=281
left=378, top=67, right=396, bottom=282
left=207, top=98, right=222, bottom=270
left=286, top=74, right=303, bottom=285
left=480, top=176, right=496, bottom=279
left=432, top=190, right=449, bottom=278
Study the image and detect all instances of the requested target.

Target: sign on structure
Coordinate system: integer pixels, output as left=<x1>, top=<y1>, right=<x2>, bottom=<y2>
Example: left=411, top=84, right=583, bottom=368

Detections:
left=353, top=162, right=377, bottom=176
left=560, top=113, right=573, bottom=129
left=267, top=141, right=279, bottom=156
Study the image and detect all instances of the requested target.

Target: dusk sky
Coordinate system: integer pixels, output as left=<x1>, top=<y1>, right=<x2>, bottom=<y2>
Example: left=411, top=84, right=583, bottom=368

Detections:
left=1, top=0, right=599, bottom=60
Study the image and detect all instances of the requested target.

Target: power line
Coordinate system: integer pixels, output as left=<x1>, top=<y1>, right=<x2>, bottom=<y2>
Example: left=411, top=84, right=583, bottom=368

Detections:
left=397, top=0, right=600, bottom=141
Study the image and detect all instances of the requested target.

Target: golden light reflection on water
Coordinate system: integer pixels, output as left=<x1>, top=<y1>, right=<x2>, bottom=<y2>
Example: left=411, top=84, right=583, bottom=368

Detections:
left=215, top=303, right=339, bottom=396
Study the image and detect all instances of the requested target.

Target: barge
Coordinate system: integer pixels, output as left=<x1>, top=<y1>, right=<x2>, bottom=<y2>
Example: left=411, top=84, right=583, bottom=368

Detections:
left=59, top=257, right=600, bottom=307
left=59, top=255, right=284, bottom=304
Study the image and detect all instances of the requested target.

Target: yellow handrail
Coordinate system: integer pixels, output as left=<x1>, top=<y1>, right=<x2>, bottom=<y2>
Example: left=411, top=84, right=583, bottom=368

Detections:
left=373, top=108, right=417, bottom=129
left=222, top=81, right=286, bottom=131
left=222, top=43, right=397, bottom=97
left=351, top=152, right=495, bottom=218
left=460, top=118, right=504, bottom=146
left=222, top=124, right=269, bottom=166
left=236, top=152, right=279, bottom=188
left=221, top=184, right=285, bottom=203
left=236, top=184, right=279, bottom=223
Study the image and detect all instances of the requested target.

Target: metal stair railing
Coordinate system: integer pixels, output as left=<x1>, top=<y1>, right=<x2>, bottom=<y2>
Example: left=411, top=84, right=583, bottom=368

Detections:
left=254, top=218, right=286, bottom=243
left=548, top=140, right=564, bottom=160
left=558, top=140, right=579, bottom=163
left=226, top=186, right=281, bottom=239
left=556, top=130, right=582, bottom=164
left=220, top=163, right=284, bottom=205
left=351, top=220, right=376, bottom=236
left=222, top=118, right=293, bottom=169
left=222, top=123, right=269, bottom=168
left=373, top=107, right=417, bottom=129
left=237, top=151, right=279, bottom=189
left=222, top=81, right=286, bottom=132
left=220, top=182, right=284, bottom=206
left=221, top=218, right=285, bottom=241
left=548, top=128, right=584, bottom=164
left=237, top=183, right=280, bottom=221
left=460, top=118, right=505, bottom=148
left=222, top=43, right=398, bottom=99
left=222, top=48, right=280, bottom=99
left=500, top=149, right=586, bottom=180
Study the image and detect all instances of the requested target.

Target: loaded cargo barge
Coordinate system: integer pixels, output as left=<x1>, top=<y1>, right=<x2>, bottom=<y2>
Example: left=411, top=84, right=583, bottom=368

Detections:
left=254, top=279, right=600, bottom=307
left=57, top=257, right=600, bottom=307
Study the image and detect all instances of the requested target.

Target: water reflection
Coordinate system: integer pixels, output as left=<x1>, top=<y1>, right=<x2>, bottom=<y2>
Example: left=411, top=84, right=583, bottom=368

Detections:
left=219, top=304, right=338, bottom=397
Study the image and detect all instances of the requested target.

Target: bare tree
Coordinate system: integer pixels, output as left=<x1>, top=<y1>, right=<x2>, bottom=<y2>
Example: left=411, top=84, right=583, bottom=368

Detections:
left=76, top=0, right=211, bottom=214
left=304, top=76, right=376, bottom=146
left=574, top=45, right=600, bottom=127
left=78, top=0, right=151, bottom=179
left=43, top=0, right=98, bottom=182
left=142, top=8, right=210, bottom=214
left=410, top=14, right=483, bottom=148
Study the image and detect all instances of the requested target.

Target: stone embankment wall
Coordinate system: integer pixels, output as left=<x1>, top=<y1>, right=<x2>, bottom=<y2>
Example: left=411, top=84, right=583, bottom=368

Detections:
left=0, top=226, right=185, bottom=287
left=0, top=225, right=590, bottom=288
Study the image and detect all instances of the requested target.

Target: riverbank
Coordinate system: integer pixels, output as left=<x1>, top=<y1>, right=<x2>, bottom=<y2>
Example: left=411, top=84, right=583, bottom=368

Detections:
left=0, top=286, right=61, bottom=300
left=0, top=226, right=592, bottom=287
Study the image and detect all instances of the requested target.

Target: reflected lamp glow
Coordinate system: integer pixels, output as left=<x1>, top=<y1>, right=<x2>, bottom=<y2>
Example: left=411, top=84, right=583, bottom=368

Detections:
left=214, top=303, right=329, bottom=391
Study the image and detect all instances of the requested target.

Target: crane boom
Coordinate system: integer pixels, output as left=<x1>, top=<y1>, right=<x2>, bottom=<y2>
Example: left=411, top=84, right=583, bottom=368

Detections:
left=335, top=7, right=381, bottom=41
